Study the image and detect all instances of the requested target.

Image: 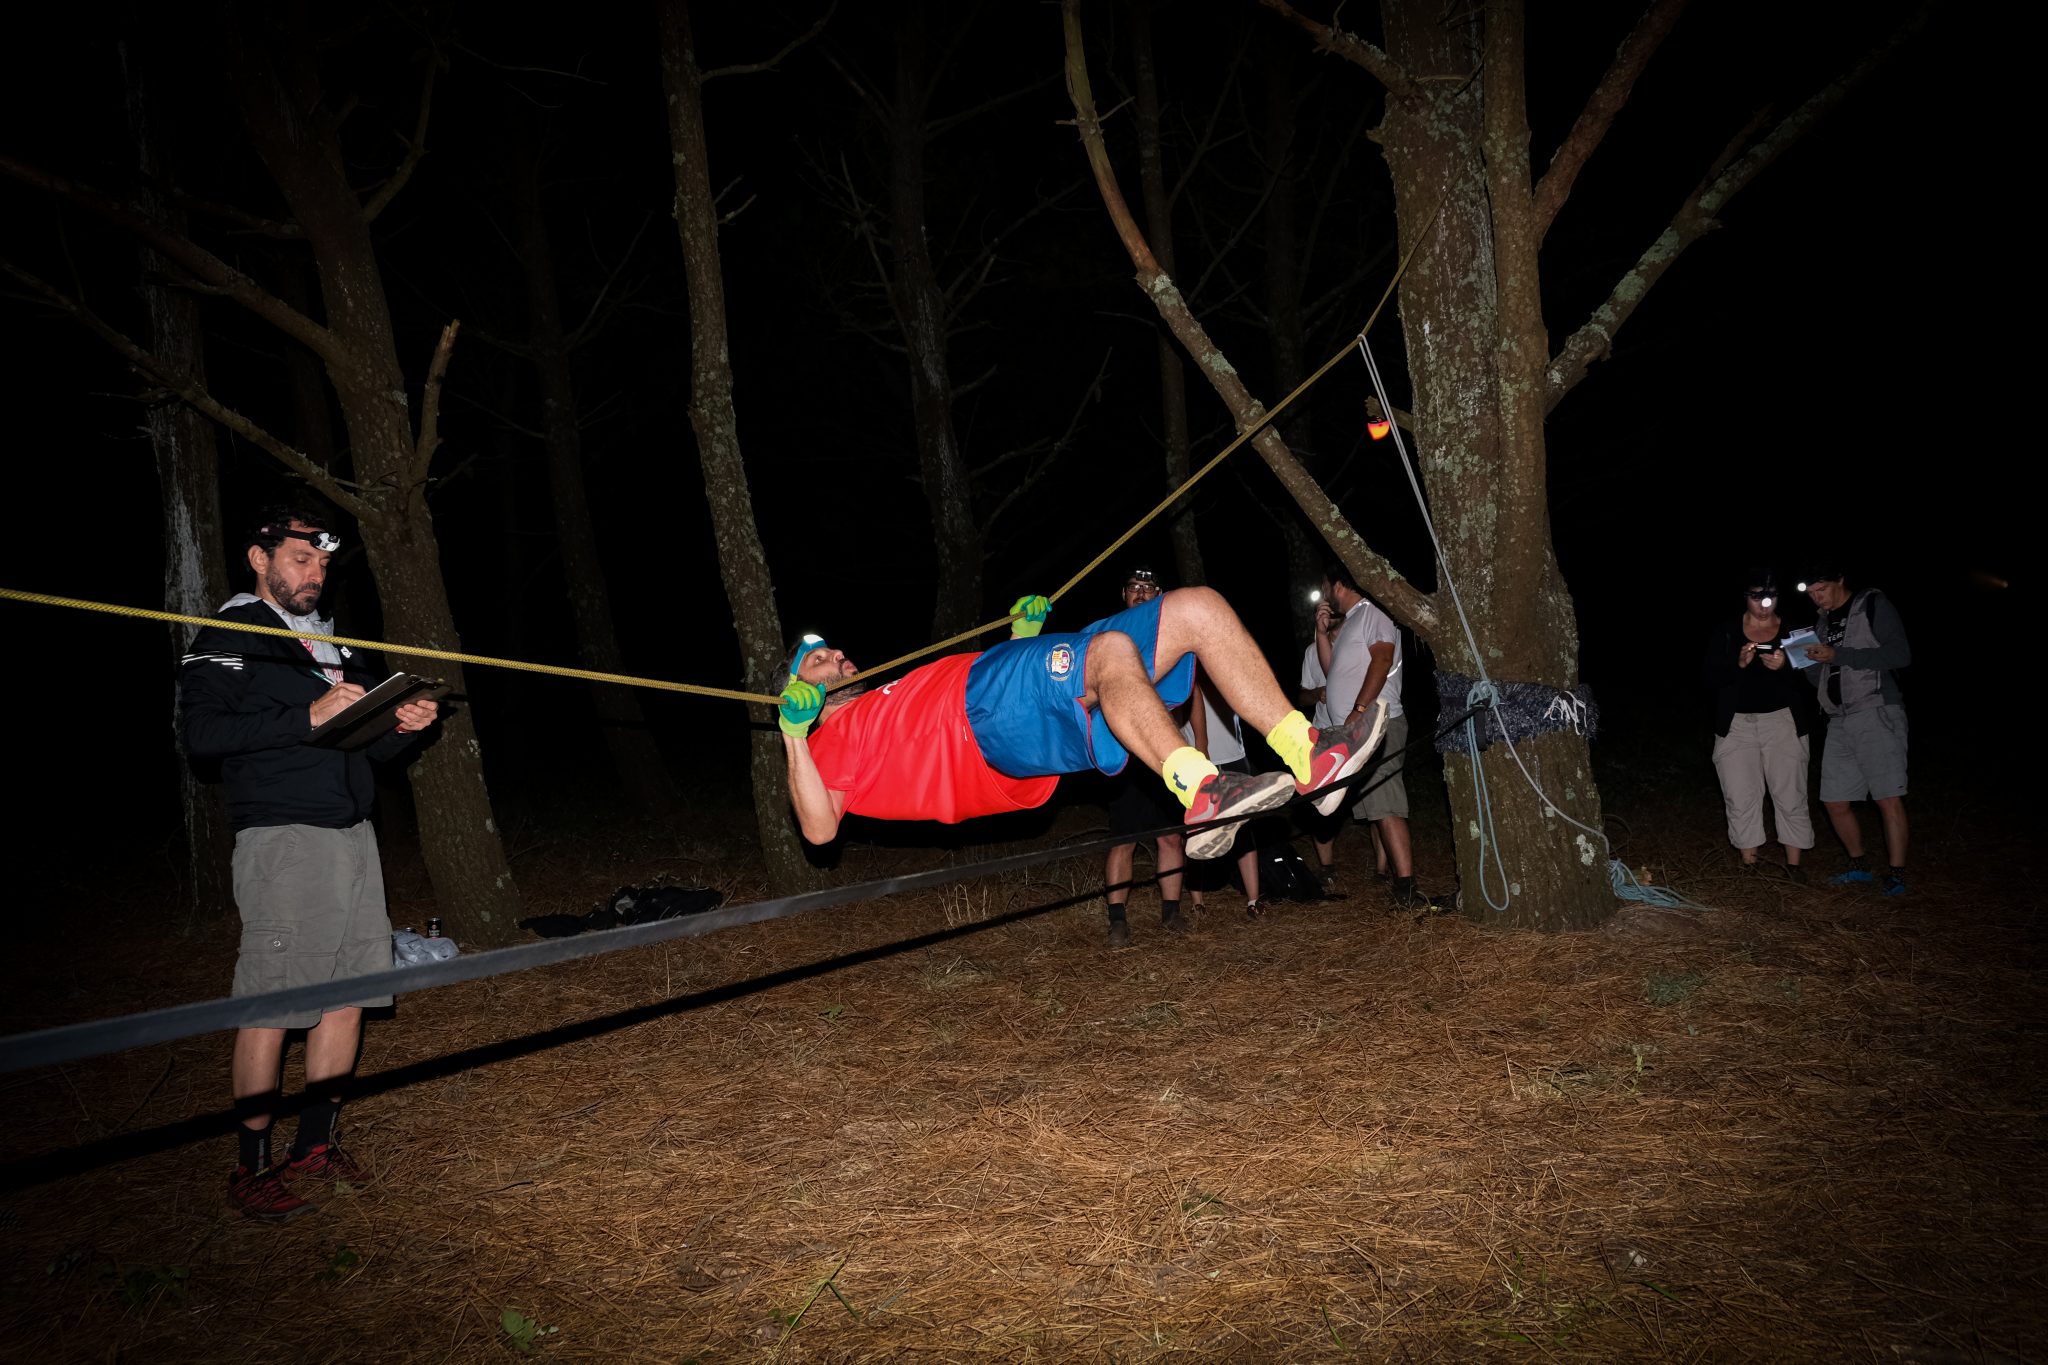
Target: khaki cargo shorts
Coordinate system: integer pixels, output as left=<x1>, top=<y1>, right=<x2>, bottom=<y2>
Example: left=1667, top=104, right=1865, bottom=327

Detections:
left=1349, top=712, right=1410, bottom=823
left=1819, top=704, right=1909, bottom=804
left=231, top=822, right=395, bottom=1029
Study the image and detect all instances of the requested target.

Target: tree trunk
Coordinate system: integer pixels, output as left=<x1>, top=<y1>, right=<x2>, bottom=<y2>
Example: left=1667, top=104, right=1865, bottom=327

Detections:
left=656, top=0, right=822, bottom=894
left=123, top=38, right=234, bottom=925
left=1127, top=0, right=1203, bottom=587
left=1063, top=0, right=1605, bottom=930
left=223, top=11, right=523, bottom=943
left=888, top=5, right=983, bottom=637
left=511, top=142, right=681, bottom=818
left=1373, top=0, right=1609, bottom=928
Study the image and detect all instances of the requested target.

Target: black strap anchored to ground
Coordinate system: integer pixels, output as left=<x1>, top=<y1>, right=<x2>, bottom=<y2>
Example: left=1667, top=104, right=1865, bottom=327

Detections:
left=0, top=706, right=1481, bottom=1076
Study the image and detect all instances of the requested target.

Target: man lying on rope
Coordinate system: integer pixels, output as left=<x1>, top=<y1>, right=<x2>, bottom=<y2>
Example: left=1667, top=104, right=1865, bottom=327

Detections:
left=777, top=586, right=1388, bottom=858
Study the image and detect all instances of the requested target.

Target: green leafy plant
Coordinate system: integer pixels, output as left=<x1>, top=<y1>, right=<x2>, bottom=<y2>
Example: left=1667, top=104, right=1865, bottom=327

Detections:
left=113, top=1264, right=188, bottom=1308
left=1644, top=972, right=1706, bottom=1006
left=500, top=1308, right=558, bottom=1353
left=317, top=1246, right=362, bottom=1283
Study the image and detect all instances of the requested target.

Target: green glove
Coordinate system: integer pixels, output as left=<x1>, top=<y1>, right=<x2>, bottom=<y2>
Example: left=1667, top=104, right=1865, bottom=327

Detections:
left=1009, top=594, right=1051, bottom=638
left=778, top=678, right=824, bottom=736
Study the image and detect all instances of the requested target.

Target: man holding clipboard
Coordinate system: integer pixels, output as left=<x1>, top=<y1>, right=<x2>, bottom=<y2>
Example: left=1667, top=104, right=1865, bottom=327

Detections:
left=178, top=506, right=440, bottom=1222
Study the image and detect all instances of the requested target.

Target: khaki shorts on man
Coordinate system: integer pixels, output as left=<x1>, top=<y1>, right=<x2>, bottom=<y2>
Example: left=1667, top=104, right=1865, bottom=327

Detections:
left=1348, top=712, right=1410, bottom=822
left=1819, top=704, right=1908, bottom=804
left=232, top=821, right=395, bottom=1029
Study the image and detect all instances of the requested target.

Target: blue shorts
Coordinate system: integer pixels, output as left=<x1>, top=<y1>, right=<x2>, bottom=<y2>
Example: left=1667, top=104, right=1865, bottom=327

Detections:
left=965, top=594, right=1196, bottom=778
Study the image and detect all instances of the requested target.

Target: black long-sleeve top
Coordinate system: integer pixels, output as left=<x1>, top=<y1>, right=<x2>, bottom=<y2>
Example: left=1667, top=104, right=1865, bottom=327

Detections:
left=178, top=600, right=424, bottom=831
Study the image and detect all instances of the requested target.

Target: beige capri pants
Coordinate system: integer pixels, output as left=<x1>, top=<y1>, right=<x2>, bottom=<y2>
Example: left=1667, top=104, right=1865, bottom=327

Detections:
left=1710, top=707, right=1814, bottom=852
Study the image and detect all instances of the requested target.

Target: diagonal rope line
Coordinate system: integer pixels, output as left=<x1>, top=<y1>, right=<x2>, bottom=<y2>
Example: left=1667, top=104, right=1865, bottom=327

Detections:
left=8, top=210, right=1438, bottom=711
left=0, top=588, right=781, bottom=704
left=831, top=213, right=1438, bottom=693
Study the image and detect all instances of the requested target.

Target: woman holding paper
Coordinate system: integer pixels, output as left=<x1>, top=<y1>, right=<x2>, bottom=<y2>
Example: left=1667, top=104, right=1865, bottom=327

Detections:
left=1702, top=570, right=1815, bottom=878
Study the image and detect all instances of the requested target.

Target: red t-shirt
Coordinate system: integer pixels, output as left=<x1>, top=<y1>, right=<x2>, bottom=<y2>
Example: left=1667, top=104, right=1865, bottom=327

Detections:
left=807, top=653, right=1058, bottom=823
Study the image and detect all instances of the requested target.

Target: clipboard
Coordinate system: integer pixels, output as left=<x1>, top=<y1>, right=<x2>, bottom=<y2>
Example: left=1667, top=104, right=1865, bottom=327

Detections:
left=307, top=672, right=450, bottom=750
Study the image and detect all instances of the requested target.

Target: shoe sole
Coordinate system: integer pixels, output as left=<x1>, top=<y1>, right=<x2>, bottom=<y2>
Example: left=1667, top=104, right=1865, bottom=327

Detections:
left=1304, top=700, right=1391, bottom=816
left=1185, top=772, right=1298, bottom=859
left=230, top=1194, right=318, bottom=1223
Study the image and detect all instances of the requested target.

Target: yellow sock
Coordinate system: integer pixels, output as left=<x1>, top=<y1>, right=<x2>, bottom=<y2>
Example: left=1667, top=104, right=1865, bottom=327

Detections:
left=1266, top=710, right=1313, bottom=785
left=1160, top=746, right=1220, bottom=809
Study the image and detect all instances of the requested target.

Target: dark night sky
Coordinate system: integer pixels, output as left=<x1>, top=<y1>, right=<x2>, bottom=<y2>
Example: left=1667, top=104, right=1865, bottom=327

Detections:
left=0, top=3, right=2023, bottom=865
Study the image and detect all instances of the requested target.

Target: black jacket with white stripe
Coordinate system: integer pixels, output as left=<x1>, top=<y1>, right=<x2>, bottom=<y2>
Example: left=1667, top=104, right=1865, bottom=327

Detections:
left=179, top=599, right=423, bottom=832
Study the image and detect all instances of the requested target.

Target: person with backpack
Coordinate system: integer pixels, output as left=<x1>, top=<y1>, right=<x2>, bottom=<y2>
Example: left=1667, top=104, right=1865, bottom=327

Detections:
left=1801, top=562, right=1912, bottom=896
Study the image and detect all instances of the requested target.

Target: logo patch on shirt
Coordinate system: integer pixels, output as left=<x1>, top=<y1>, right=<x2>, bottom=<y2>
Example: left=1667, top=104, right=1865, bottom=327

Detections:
left=1046, top=644, right=1074, bottom=679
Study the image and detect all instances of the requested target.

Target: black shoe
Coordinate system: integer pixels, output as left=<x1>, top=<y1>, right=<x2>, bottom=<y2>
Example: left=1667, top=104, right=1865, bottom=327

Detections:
left=1161, top=909, right=1193, bottom=935
left=1107, top=919, right=1132, bottom=949
left=1244, top=899, right=1265, bottom=920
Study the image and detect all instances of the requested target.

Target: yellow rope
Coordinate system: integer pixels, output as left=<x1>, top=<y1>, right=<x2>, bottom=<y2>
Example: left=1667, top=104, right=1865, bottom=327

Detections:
left=834, top=217, right=1435, bottom=693
left=0, top=588, right=781, bottom=704
left=5, top=214, right=1437, bottom=708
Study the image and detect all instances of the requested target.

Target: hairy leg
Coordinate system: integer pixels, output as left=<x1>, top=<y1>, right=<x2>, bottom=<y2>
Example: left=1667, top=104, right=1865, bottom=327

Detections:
left=1104, top=843, right=1136, bottom=906
left=1086, top=632, right=1189, bottom=773
left=1378, top=815, right=1414, bottom=877
left=1157, top=833, right=1186, bottom=902
left=303, top=1007, right=363, bottom=1100
left=1823, top=800, right=1864, bottom=858
left=232, top=1027, right=288, bottom=1130
left=1875, top=796, right=1908, bottom=866
left=1151, top=587, right=1292, bottom=734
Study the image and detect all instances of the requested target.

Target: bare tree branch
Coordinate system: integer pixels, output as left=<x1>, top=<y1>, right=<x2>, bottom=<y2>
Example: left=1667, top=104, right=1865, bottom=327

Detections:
left=410, top=319, right=460, bottom=485
left=0, top=154, right=348, bottom=365
left=1254, top=0, right=1415, bottom=97
left=362, top=55, right=439, bottom=224
left=702, top=1, right=837, bottom=80
left=1532, top=0, right=1690, bottom=239
left=565, top=210, right=654, bottom=350
left=1061, top=0, right=1436, bottom=634
left=1545, top=8, right=1925, bottom=408
left=163, top=184, right=302, bottom=238
left=0, top=253, right=368, bottom=517
left=822, top=52, right=891, bottom=124
left=981, top=348, right=1114, bottom=528
left=928, top=70, right=1061, bottom=139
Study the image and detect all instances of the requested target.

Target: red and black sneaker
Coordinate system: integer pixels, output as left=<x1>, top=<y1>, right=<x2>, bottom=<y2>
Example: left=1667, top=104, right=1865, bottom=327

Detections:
left=284, top=1142, right=369, bottom=1187
left=1295, top=700, right=1391, bottom=816
left=1184, top=769, right=1298, bottom=860
left=228, top=1164, right=317, bottom=1222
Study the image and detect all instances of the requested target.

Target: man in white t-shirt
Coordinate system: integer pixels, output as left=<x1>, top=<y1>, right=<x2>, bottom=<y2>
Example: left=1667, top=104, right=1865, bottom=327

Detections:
left=1303, top=564, right=1419, bottom=906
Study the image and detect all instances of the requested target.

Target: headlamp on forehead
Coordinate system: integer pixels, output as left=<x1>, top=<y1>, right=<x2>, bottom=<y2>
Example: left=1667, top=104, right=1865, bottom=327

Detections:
left=787, top=633, right=828, bottom=675
left=263, top=525, right=342, bottom=552
left=1123, top=566, right=1159, bottom=595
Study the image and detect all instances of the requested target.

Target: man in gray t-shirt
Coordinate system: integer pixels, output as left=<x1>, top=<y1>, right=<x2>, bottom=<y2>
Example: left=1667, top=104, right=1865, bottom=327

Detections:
left=1802, top=562, right=1911, bottom=896
left=1305, top=564, right=1419, bottom=906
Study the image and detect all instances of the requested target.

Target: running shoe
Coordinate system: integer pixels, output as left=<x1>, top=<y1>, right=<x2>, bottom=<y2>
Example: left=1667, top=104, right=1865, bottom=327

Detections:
left=1184, top=769, right=1298, bottom=860
left=1295, top=700, right=1391, bottom=816
left=228, top=1164, right=316, bottom=1223
left=1880, top=872, right=1907, bottom=898
left=285, top=1141, right=368, bottom=1187
left=1829, top=867, right=1877, bottom=886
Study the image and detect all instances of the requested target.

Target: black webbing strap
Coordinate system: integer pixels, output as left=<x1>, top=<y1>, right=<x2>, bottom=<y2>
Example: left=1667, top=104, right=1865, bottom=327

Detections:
left=0, top=705, right=1479, bottom=1075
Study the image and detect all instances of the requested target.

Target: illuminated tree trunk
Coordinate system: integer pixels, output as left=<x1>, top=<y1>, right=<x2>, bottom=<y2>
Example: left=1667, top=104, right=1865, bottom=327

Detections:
left=1366, top=0, right=1610, bottom=928
left=221, top=12, right=523, bottom=943
left=124, top=38, right=233, bottom=925
left=886, top=6, right=983, bottom=637
left=657, top=0, right=822, bottom=894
